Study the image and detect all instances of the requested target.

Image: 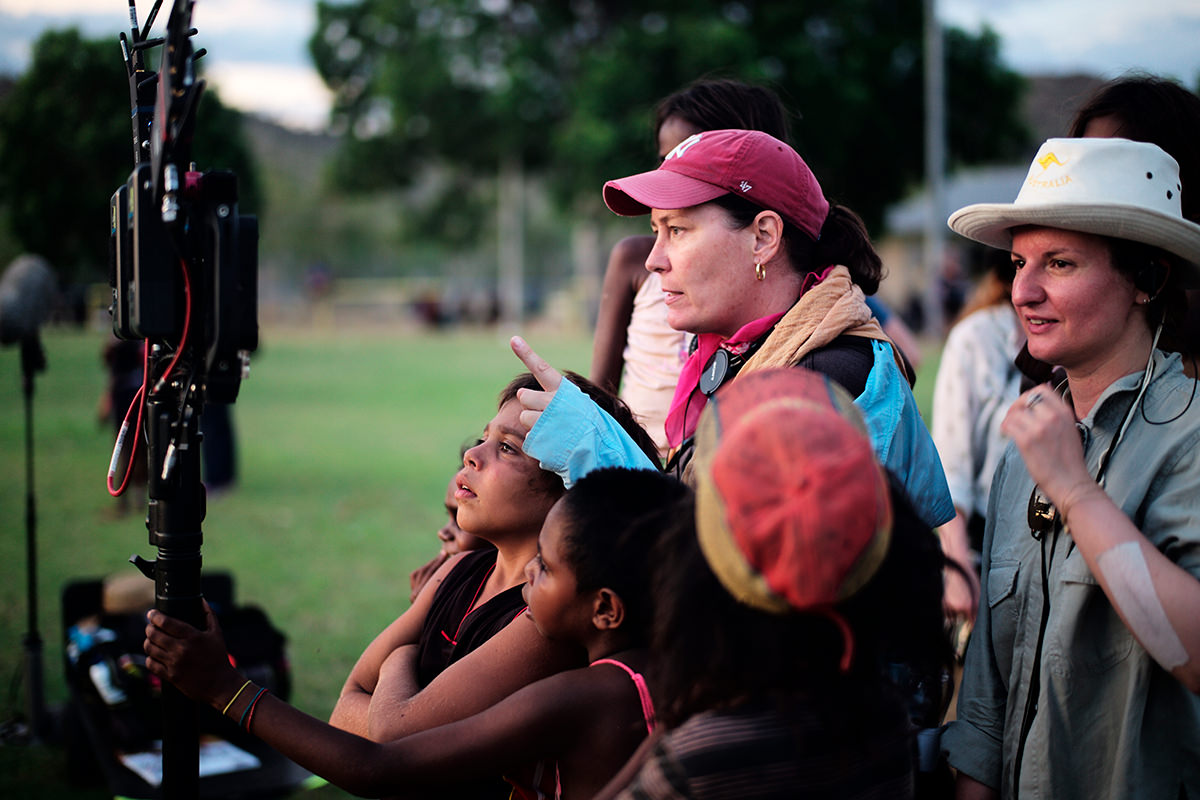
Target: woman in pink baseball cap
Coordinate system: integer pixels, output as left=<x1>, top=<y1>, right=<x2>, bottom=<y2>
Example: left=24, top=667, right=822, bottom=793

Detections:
left=514, top=129, right=954, bottom=532
left=601, top=129, right=898, bottom=456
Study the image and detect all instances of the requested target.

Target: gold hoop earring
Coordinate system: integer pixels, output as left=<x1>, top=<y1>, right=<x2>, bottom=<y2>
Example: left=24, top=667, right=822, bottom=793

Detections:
left=755, top=262, right=766, bottom=281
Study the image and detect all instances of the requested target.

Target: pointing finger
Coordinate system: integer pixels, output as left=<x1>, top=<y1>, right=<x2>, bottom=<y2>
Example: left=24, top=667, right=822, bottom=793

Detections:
left=510, top=336, right=562, bottom=392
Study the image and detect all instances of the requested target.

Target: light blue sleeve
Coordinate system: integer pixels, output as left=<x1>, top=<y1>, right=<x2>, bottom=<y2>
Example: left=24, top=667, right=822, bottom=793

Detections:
left=855, top=340, right=956, bottom=528
left=522, top=378, right=659, bottom=489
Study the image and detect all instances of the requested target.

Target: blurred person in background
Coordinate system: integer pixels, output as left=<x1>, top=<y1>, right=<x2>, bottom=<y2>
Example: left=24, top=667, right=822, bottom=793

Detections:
left=409, top=461, right=489, bottom=603
left=931, top=254, right=1019, bottom=627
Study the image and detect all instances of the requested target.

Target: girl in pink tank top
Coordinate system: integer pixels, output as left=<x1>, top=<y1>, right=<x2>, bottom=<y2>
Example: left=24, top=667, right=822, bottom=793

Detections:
left=146, top=468, right=686, bottom=800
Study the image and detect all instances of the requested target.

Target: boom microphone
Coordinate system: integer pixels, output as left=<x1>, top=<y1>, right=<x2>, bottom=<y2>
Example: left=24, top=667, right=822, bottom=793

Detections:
left=0, top=255, right=57, bottom=345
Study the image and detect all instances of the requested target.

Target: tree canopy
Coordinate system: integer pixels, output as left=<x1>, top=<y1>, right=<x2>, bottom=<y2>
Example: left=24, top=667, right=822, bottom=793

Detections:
left=0, top=28, right=261, bottom=285
left=311, top=0, right=1030, bottom=232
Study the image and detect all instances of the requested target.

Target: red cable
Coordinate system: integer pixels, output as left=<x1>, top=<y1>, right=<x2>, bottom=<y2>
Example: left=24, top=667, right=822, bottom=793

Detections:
left=153, top=256, right=193, bottom=394
left=106, top=343, right=147, bottom=496
left=107, top=256, right=193, bottom=495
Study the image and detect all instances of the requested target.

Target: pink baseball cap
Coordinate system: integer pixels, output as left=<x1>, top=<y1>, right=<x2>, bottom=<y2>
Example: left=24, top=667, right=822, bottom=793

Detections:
left=603, top=129, right=831, bottom=240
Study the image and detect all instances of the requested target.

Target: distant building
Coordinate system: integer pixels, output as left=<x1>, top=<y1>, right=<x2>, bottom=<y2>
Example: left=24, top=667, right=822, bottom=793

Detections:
left=878, top=164, right=1026, bottom=317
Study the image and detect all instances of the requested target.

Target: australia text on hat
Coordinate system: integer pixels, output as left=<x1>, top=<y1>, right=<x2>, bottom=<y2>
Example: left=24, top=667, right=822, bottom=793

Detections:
left=1028, top=151, right=1072, bottom=190
left=665, top=133, right=703, bottom=161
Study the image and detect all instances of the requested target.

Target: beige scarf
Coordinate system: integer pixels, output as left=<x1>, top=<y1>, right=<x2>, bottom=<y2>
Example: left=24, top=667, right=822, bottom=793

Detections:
left=678, top=266, right=905, bottom=484
left=741, top=265, right=906, bottom=377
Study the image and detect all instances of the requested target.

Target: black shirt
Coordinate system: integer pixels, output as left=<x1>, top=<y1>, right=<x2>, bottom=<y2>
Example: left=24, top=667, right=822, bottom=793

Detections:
left=415, top=548, right=526, bottom=687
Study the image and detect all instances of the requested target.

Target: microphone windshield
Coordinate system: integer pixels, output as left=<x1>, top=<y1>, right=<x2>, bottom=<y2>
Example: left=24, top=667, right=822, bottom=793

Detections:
left=0, top=254, right=57, bottom=344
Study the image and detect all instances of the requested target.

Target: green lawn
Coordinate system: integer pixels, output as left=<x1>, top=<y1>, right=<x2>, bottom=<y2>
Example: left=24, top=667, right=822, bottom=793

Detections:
left=0, top=323, right=592, bottom=799
left=0, top=323, right=942, bottom=799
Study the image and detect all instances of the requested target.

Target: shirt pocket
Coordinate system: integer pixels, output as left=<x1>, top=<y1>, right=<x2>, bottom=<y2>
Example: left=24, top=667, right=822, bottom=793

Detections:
left=987, top=559, right=1022, bottom=661
left=1055, top=556, right=1135, bottom=675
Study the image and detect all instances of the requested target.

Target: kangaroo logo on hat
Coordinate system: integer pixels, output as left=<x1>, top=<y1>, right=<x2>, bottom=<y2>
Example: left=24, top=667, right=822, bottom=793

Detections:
left=1029, top=150, right=1072, bottom=189
left=1037, top=151, right=1067, bottom=170
left=947, top=137, right=1200, bottom=284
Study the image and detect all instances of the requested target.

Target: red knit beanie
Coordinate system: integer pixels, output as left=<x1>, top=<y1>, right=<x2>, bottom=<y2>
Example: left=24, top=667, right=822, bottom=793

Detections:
left=693, top=368, right=892, bottom=670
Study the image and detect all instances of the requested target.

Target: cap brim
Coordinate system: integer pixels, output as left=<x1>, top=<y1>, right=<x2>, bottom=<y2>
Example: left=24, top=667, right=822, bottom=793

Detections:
left=948, top=203, right=1200, bottom=283
left=604, top=170, right=730, bottom=217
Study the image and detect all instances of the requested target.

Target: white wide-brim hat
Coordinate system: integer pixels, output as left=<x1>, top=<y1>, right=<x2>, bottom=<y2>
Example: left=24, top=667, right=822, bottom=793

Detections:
left=948, top=138, right=1200, bottom=280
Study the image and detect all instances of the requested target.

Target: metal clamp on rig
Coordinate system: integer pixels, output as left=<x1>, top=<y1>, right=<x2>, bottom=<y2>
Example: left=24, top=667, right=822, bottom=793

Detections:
left=108, top=1, right=258, bottom=796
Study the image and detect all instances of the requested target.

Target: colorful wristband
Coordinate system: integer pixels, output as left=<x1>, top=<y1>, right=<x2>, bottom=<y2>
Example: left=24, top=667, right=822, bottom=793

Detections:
left=221, top=680, right=253, bottom=717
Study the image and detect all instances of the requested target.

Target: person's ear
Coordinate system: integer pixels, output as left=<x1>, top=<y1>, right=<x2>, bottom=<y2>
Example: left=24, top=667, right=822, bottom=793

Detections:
left=1134, top=258, right=1171, bottom=302
left=751, top=210, right=784, bottom=265
left=592, top=587, right=626, bottom=631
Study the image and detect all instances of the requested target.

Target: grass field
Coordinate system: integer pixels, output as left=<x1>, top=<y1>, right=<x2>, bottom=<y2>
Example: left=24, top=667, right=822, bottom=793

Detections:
left=0, top=322, right=593, bottom=798
left=0, top=322, right=941, bottom=798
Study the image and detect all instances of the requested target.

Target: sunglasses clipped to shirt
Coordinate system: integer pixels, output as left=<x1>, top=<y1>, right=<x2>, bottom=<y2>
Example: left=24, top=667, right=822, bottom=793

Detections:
left=1027, top=487, right=1059, bottom=540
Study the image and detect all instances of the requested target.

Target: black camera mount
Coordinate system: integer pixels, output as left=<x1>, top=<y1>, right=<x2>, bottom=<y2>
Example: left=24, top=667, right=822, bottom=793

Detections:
left=109, top=2, right=258, bottom=797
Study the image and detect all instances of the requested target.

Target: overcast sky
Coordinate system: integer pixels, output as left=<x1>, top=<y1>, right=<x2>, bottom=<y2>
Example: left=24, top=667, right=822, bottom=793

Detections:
left=2, top=0, right=1199, bottom=132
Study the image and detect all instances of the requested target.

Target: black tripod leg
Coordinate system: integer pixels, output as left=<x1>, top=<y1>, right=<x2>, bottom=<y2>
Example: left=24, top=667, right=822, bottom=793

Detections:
left=21, top=335, right=47, bottom=741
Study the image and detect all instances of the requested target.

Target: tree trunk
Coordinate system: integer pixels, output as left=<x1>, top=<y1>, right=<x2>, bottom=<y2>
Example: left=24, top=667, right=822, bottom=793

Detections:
left=497, top=154, right=524, bottom=329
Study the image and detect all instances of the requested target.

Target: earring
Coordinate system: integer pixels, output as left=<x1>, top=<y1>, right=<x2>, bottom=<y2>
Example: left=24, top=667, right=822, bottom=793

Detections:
left=755, top=262, right=766, bottom=281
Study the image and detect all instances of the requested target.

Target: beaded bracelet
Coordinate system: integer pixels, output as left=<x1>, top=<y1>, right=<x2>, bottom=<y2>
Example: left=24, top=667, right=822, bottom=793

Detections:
left=221, top=680, right=253, bottom=717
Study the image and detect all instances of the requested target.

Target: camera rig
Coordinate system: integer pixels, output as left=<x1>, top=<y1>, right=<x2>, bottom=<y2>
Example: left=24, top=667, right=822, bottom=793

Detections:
left=108, top=1, right=257, bottom=796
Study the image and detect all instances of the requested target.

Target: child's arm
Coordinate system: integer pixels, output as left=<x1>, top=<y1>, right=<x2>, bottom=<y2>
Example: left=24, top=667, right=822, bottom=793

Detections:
left=591, top=235, right=652, bottom=393
left=146, top=604, right=596, bottom=798
left=366, top=610, right=584, bottom=741
left=145, top=603, right=409, bottom=795
left=329, top=553, right=461, bottom=734
left=366, top=644, right=421, bottom=739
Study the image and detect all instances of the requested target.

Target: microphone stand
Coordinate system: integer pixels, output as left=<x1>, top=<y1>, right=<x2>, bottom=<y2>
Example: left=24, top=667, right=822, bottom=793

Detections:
left=20, top=334, right=48, bottom=741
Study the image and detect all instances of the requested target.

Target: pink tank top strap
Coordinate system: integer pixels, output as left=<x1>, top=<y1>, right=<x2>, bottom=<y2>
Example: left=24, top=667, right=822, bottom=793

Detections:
left=590, top=658, right=655, bottom=735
